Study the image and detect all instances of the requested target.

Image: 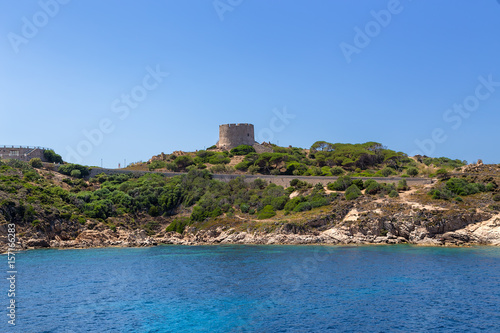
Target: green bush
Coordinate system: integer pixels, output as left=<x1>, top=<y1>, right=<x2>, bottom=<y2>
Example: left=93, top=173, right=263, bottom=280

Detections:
left=29, top=158, right=43, bottom=168
left=284, top=196, right=306, bottom=212
left=388, top=190, right=399, bottom=198
left=240, top=203, right=250, bottom=213
left=258, top=205, right=276, bottom=219
left=24, top=171, right=40, bottom=181
left=59, top=164, right=89, bottom=178
left=365, top=181, right=382, bottom=195
left=380, top=167, right=394, bottom=177
left=149, top=160, right=166, bottom=170
left=446, top=178, right=481, bottom=196
left=397, top=179, right=409, bottom=191
left=436, top=169, right=450, bottom=180
left=493, top=194, right=500, bottom=202
left=406, top=167, right=419, bottom=177
left=235, top=161, right=250, bottom=171
left=345, top=184, right=362, bottom=200
left=208, top=154, right=231, bottom=165
left=44, top=149, right=63, bottom=163
left=352, top=179, right=364, bottom=190
left=174, top=155, right=194, bottom=170
left=166, top=217, right=190, bottom=234
left=327, top=176, right=352, bottom=191
left=293, top=202, right=312, bottom=212
left=70, top=169, right=81, bottom=178
left=230, top=145, right=256, bottom=155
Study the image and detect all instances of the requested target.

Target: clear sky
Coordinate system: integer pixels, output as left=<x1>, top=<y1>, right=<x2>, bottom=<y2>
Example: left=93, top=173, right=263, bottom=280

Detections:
left=1, top=0, right=499, bottom=168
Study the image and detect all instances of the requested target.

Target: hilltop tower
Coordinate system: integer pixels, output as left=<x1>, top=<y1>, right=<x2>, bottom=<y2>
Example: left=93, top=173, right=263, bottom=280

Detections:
left=217, top=123, right=255, bottom=150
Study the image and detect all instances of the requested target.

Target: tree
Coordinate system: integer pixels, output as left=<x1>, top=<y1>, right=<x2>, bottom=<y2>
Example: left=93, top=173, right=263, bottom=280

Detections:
left=43, top=149, right=63, bottom=163
left=29, top=158, right=43, bottom=168
left=330, top=166, right=344, bottom=176
left=174, top=155, right=194, bottom=170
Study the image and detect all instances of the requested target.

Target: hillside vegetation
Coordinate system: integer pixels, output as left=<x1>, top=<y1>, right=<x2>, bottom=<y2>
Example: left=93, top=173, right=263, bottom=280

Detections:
left=132, top=141, right=467, bottom=178
left=1, top=155, right=499, bottom=248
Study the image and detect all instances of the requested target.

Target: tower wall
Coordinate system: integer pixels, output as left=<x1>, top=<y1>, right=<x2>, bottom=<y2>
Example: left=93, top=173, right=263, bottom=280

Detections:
left=217, top=123, right=255, bottom=150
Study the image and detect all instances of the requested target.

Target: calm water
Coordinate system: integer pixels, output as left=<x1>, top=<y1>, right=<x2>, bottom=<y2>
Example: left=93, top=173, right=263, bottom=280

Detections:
left=3, top=245, right=500, bottom=332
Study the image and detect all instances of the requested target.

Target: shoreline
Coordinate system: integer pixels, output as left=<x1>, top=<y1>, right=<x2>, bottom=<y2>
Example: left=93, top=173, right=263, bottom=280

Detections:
left=4, top=228, right=499, bottom=254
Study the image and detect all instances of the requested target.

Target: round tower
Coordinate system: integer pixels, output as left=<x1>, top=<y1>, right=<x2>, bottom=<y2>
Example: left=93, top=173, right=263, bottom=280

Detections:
left=217, top=123, right=255, bottom=150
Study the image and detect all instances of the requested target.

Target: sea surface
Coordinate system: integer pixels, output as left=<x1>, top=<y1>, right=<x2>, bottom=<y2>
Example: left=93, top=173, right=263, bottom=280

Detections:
left=2, top=245, right=500, bottom=332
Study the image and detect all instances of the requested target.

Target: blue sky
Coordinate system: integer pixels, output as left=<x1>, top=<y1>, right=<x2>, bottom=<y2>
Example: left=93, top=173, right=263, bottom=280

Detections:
left=1, top=0, right=499, bottom=167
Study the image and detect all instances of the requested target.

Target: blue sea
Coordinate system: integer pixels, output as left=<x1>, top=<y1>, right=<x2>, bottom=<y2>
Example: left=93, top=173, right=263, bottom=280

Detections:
left=3, top=245, right=500, bottom=332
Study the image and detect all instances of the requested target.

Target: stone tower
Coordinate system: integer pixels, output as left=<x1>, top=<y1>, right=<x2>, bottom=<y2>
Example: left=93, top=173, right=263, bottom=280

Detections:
left=217, top=123, right=255, bottom=150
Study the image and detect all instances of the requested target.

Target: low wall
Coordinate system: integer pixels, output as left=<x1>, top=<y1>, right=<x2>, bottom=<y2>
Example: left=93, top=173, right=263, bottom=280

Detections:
left=88, top=168, right=433, bottom=187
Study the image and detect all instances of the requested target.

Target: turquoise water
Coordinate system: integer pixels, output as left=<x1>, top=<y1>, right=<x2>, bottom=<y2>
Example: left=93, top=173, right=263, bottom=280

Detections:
left=3, top=245, right=500, bottom=332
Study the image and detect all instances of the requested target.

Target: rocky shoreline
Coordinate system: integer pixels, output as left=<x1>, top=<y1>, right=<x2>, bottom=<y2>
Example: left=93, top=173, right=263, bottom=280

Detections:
left=5, top=210, right=500, bottom=252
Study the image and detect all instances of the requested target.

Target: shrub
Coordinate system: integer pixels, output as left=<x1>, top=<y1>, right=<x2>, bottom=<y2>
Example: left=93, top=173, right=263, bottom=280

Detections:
left=58, top=164, right=89, bottom=178
left=148, top=205, right=159, bottom=217
left=327, top=176, right=352, bottom=191
left=174, top=155, right=194, bottom=170
left=397, top=179, right=409, bottom=191
left=235, top=161, right=250, bottom=171
left=248, top=165, right=259, bottom=174
left=70, top=169, right=82, bottom=178
left=149, top=160, right=166, bottom=170
left=44, top=149, right=63, bottom=163
left=352, top=179, right=364, bottom=190
left=365, top=181, right=382, bottom=195
left=380, top=167, right=394, bottom=177
left=258, top=205, right=276, bottom=219
left=486, top=183, right=497, bottom=192
left=436, top=169, right=450, bottom=180
left=493, top=194, right=500, bottom=202
left=407, top=167, right=419, bottom=177
left=284, top=196, right=307, bottom=212
left=345, top=184, right=362, bottom=200
left=166, top=217, right=190, bottom=234
left=24, top=171, right=40, bottom=181
left=445, top=178, right=481, bottom=196
left=388, top=190, right=399, bottom=198
left=209, top=165, right=233, bottom=174
left=29, top=158, right=43, bottom=168
left=293, top=202, right=312, bottom=212
left=240, top=203, right=250, bottom=213
left=208, top=154, right=231, bottom=165
left=230, top=145, right=256, bottom=155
